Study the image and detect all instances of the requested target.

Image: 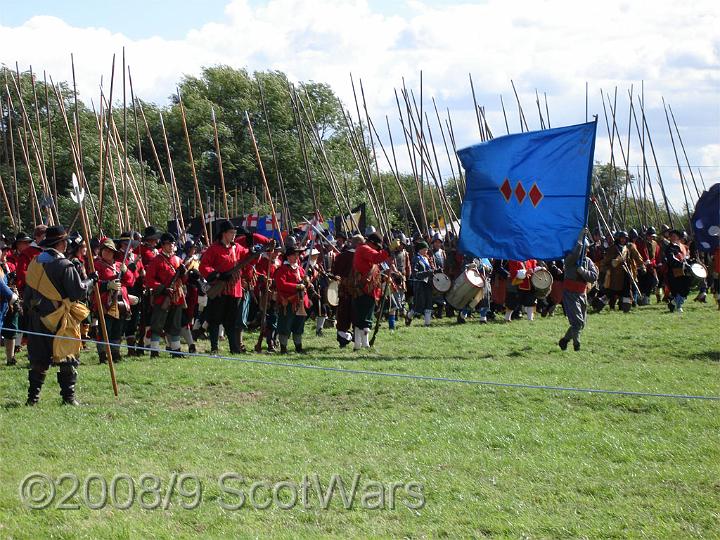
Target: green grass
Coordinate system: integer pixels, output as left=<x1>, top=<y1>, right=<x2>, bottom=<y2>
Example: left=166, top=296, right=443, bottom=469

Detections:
left=1, top=300, right=719, bottom=539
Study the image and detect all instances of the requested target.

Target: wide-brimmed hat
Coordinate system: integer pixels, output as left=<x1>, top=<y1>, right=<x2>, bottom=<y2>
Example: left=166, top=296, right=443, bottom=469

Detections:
left=159, top=232, right=176, bottom=245
left=142, top=226, right=162, bottom=240
left=214, top=219, right=236, bottom=240
left=12, top=231, right=32, bottom=247
left=284, top=245, right=299, bottom=257
left=39, top=226, right=68, bottom=247
left=99, top=237, right=118, bottom=252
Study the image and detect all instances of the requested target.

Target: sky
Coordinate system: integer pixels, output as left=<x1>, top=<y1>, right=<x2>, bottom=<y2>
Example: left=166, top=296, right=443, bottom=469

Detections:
left=1, top=0, right=718, bottom=214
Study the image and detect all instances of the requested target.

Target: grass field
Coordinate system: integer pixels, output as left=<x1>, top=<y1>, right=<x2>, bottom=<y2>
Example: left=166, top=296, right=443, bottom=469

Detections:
left=1, top=300, right=719, bottom=539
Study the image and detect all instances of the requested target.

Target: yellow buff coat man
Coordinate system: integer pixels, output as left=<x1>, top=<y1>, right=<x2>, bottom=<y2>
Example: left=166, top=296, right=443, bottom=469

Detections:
left=23, top=226, right=97, bottom=406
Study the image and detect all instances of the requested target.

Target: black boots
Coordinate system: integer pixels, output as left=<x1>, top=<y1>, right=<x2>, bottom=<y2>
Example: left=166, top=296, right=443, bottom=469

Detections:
left=558, top=338, right=569, bottom=351
left=26, top=369, right=46, bottom=406
left=58, top=364, right=79, bottom=406
left=126, top=336, right=137, bottom=356
left=170, top=349, right=186, bottom=358
left=26, top=366, right=79, bottom=406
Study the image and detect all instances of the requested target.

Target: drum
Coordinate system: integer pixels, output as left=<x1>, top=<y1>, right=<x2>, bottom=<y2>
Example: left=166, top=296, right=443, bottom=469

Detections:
left=432, top=272, right=452, bottom=294
left=689, top=262, right=708, bottom=286
left=531, top=268, right=553, bottom=299
left=445, top=268, right=485, bottom=310
left=324, top=280, right=340, bottom=307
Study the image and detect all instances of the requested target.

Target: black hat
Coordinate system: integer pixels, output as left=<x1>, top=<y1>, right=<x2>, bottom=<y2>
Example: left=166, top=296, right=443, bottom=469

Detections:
left=116, top=231, right=139, bottom=249
left=183, top=240, right=195, bottom=252
left=39, top=226, right=68, bottom=247
left=645, top=226, right=656, bottom=236
left=12, top=231, right=32, bottom=247
left=159, top=232, right=176, bottom=245
left=614, top=230, right=628, bottom=241
left=284, top=245, right=299, bottom=257
left=628, top=228, right=638, bottom=240
left=142, top=226, right=161, bottom=240
left=335, top=231, right=347, bottom=240
left=214, top=219, right=236, bottom=240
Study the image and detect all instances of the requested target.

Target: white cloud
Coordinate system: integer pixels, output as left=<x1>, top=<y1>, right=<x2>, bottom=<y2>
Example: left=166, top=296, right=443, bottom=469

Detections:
left=1, top=0, right=718, bottom=210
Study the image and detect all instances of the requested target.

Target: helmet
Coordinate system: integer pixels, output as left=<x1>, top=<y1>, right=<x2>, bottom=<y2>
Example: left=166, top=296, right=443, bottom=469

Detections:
left=645, top=226, right=656, bottom=236
left=628, top=228, right=638, bottom=240
left=614, top=230, right=628, bottom=241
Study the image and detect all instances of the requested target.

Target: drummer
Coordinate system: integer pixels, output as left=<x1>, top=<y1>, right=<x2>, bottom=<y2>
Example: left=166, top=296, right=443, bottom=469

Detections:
left=505, top=259, right=537, bottom=322
left=405, top=241, right=435, bottom=327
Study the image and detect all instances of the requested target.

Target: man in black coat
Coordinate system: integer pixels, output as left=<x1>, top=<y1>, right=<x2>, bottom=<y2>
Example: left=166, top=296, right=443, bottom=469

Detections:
left=23, top=226, right=96, bottom=406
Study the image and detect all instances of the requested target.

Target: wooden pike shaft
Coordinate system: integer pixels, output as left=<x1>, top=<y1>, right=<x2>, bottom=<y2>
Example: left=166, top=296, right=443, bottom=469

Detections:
left=178, top=89, right=207, bottom=244
left=210, top=107, right=230, bottom=218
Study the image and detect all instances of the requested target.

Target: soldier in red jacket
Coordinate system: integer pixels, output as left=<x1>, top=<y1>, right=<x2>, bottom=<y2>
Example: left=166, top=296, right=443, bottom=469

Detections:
left=504, top=259, right=537, bottom=322
left=274, top=246, right=311, bottom=354
left=350, top=228, right=399, bottom=350
left=145, top=233, right=187, bottom=357
left=93, top=238, right=132, bottom=364
left=199, top=220, right=249, bottom=354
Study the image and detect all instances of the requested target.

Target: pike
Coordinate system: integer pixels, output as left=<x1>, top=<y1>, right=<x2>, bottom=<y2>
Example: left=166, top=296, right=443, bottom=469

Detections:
left=242, top=110, right=281, bottom=353
left=627, top=90, right=662, bottom=227
left=499, top=94, right=510, bottom=135
left=4, top=76, right=22, bottom=226
left=98, top=54, right=116, bottom=231
left=177, top=88, right=212, bottom=246
left=128, top=66, right=150, bottom=222
left=43, top=71, right=59, bottom=218
left=636, top=91, right=674, bottom=227
left=257, top=77, right=291, bottom=230
left=468, top=73, right=484, bottom=138
left=661, top=97, right=692, bottom=229
left=49, top=76, right=101, bottom=230
left=158, top=111, right=187, bottom=242
left=431, top=97, right=462, bottom=205
left=70, top=173, right=119, bottom=397
left=7, top=80, right=41, bottom=227
left=210, top=106, right=230, bottom=218
left=394, top=88, right=428, bottom=234
left=667, top=104, right=702, bottom=198
left=510, top=80, right=529, bottom=132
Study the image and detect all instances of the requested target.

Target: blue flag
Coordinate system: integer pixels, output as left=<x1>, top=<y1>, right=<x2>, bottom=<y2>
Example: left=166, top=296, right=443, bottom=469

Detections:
left=458, top=121, right=597, bottom=261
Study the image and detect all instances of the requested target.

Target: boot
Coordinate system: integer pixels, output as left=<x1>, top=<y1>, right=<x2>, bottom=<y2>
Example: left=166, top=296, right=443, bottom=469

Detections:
left=126, top=336, right=137, bottom=357
left=280, top=344, right=288, bottom=354
left=26, top=369, right=46, bottom=406
left=150, top=350, right=160, bottom=358
left=58, top=364, right=79, bottom=406
left=294, top=342, right=305, bottom=354
left=266, top=338, right=276, bottom=353
left=573, top=341, right=581, bottom=351
left=188, top=344, right=197, bottom=354
left=558, top=338, right=569, bottom=351
left=7, top=357, right=16, bottom=366
left=170, top=348, right=186, bottom=358
left=98, top=351, right=107, bottom=364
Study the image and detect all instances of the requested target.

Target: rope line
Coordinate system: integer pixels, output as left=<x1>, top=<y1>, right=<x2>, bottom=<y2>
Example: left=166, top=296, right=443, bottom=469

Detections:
left=2, top=326, right=719, bottom=402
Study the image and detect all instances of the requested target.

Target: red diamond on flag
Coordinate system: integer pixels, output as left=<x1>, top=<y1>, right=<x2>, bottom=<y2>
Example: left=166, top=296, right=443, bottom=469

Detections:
left=514, top=181, right=526, bottom=204
left=529, top=182, right=544, bottom=207
left=500, top=178, right=512, bottom=202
